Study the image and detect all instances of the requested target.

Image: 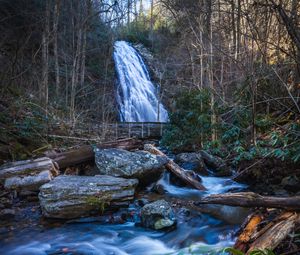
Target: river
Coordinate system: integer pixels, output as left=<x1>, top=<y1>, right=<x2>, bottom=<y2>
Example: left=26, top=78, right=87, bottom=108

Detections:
left=0, top=171, right=248, bottom=255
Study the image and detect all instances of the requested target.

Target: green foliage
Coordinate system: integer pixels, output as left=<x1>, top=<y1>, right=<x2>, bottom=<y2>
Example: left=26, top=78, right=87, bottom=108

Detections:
left=223, top=248, right=275, bottom=255
left=161, top=89, right=213, bottom=151
left=161, top=88, right=300, bottom=166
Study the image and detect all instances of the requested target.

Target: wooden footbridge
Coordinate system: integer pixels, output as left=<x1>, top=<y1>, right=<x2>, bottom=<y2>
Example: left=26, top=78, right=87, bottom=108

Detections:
left=50, top=122, right=169, bottom=142
left=88, top=122, right=168, bottom=140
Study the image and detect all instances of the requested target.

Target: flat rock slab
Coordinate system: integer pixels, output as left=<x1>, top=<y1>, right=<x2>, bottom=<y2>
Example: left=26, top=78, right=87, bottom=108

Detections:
left=39, top=175, right=138, bottom=219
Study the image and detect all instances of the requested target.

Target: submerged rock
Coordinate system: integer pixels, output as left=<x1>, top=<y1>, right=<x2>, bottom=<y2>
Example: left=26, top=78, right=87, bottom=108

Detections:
left=95, top=148, right=167, bottom=185
left=140, top=200, right=176, bottom=230
left=175, top=152, right=209, bottom=175
left=39, top=175, right=138, bottom=219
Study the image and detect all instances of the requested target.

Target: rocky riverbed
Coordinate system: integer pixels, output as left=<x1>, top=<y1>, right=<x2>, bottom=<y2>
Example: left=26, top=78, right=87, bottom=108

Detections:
left=0, top=144, right=289, bottom=255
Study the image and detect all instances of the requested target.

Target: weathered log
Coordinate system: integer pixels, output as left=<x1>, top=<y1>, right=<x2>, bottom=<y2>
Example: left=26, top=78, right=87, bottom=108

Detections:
left=234, top=213, right=264, bottom=252
left=144, top=144, right=207, bottom=191
left=247, top=212, right=300, bottom=254
left=0, top=157, right=58, bottom=191
left=5, top=170, right=53, bottom=191
left=0, top=157, right=58, bottom=179
left=48, top=138, right=143, bottom=169
left=195, top=192, right=300, bottom=210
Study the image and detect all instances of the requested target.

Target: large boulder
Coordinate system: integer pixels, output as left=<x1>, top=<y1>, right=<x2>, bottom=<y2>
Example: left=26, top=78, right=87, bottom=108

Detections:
left=199, top=150, right=231, bottom=176
left=95, top=148, right=167, bottom=185
left=140, top=200, right=176, bottom=230
left=39, top=175, right=138, bottom=219
left=174, top=152, right=209, bottom=175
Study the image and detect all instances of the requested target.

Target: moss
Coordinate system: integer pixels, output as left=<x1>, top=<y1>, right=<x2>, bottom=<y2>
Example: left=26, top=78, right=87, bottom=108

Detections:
left=86, top=195, right=111, bottom=214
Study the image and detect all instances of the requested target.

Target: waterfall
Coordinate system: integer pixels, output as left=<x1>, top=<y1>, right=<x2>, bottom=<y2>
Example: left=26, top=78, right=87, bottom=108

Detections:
left=113, top=41, right=169, bottom=122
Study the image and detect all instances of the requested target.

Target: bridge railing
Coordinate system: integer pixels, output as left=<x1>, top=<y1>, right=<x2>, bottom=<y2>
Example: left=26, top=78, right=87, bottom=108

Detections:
left=81, top=122, right=169, bottom=140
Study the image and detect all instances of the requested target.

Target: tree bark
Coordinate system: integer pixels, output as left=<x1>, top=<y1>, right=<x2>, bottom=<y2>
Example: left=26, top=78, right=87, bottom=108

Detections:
left=144, top=144, right=207, bottom=191
left=0, top=157, right=58, bottom=179
left=53, top=0, right=60, bottom=96
left=41, top=0, right=50, bottom=111
left=0, top=157, right=58, bottom=191
left=48, top=138, right=143, bottom=169
left=247, top=212, right=300, bottom=254
left=195, top=192, right=300, bottom=210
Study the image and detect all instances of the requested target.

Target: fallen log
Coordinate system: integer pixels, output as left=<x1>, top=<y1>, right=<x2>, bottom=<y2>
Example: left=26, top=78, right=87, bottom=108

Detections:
left=195, top=192, right=300, bottom=210
left=48, top=138, right=143, bottom=169
left=0, top=157, right=58, bottom=191
left=0, top=157, right=58, bottom=179
left=5, top=170, right=53, bottom=191
left=234, top=212, right=264, bottom=252
left=247, top=212, right=300, bottom=254
left=144, top=144, right=207, bottom=191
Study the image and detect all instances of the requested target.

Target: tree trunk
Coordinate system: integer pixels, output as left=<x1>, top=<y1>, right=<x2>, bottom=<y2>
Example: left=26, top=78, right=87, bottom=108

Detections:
left=70, top=21, right=83, bottom=124
left=195, top=192, right=300, bottom=210
left=53, top=0, right=60, bottom=97
left=144, top=144, right=207, bottom=191
left=0, top=157, right=58, bottom=191
left=41, top=0, right=50, bottom=112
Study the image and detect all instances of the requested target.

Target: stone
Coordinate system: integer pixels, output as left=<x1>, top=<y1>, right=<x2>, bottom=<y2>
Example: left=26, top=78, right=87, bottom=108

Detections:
left=174, top=152, right=209, bottom=175
left=95, top=148, right=167, bottom=185
left=199, top=150, right=231, bottom=176
left=39, top=175, right=138, bottom=219
left=140, top=200, right=176, bottom=230
left=0, top=209, right=15, bottom=220
left=281, top=175, right=300, bottom=192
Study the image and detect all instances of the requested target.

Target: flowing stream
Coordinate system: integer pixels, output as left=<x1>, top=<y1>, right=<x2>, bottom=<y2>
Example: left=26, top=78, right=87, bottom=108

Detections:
left=113, top=41, right=169, bottom=122
left=0, top=172, right=248, bottom=255
left=0, top=42, right=248, bottom=255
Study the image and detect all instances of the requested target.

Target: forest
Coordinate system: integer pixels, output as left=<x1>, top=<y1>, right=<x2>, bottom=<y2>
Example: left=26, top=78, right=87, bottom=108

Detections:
left=0, top=0, right=300, bottom=254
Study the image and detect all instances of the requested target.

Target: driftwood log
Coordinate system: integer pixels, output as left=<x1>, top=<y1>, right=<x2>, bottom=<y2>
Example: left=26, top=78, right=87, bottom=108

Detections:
left=48, top=138, right=143, bottom=169
left=195, top=192, right=300, bottom=210
left=0, top=157, right=58, bottom=191
left=234, top=212, right=264, bottom=252
left=247, top=212, right=300, bottom=253
left=144, top=144, right=207, bottom=191
left=234, top=211, right=300, bottom=254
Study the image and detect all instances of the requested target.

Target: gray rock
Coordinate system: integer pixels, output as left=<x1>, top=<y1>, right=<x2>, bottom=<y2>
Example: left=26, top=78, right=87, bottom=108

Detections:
left=152, top=182, right=167, bottom=195
left=0, top=209, right=15, bottom=220
left=95, top=148, right=167, bottom=185
left=174, top=152, right=209, bottom=175
left=199, top=150, right=231, bottom=176
left=281, top=175, right=300, bottom=192
left=140, top=200, right=176, bottom=230
left=39, top=175, right=138, bottom=219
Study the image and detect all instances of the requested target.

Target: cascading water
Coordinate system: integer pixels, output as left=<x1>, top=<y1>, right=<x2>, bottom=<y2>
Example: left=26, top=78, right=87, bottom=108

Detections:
left=113, top=41, right=169, bottom=122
